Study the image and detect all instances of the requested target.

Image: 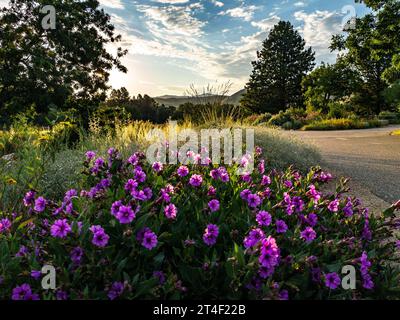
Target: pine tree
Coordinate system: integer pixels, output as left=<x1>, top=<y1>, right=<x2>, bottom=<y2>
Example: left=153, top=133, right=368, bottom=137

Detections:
left=241, top=21, right=315, bottom=114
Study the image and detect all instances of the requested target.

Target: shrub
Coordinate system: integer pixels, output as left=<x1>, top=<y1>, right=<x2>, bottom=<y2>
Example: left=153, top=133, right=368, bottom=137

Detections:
left=268, top=108, right=307, bottom=129
left=302, top=118, right=385, bottom=131
left=378, top=111, right=400, bottom=124
left=0, top=148, right=398, bottom=300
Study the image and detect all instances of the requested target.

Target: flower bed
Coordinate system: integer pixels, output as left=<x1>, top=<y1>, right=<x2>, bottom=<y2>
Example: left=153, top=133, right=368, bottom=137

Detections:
left=0, top=148, right=399, bottom=300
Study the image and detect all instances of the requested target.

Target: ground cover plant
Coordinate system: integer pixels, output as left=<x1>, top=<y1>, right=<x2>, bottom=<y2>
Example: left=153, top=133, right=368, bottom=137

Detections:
left=0, top=146, right=399, bottom=300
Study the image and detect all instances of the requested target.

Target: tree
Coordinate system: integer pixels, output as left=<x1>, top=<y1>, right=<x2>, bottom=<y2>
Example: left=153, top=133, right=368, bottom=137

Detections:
left=241, top=21, right=315, bottom=114
left=302, top=59, right=361, bottom=112
left=0, top=0, right=127, bottom=120
left=330, top=0, right=400, bottom=114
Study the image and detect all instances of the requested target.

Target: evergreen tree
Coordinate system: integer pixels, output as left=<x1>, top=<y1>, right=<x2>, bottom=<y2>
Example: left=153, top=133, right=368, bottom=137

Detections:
left=0, top=0, right=127, bottom=119
left=241, top=21, right=315, bottom=114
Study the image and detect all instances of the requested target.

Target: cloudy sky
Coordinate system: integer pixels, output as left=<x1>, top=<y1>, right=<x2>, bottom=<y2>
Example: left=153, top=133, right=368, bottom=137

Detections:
left=1, top=0, right=370, bottom=96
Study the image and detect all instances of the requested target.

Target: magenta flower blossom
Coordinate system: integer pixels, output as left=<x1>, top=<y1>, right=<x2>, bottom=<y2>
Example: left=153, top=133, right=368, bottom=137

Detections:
left=85, top=151, right=96, bottom=160
left=276, top=220, right=288, bottom=233
left=34, top=196, right=46, bottom=212
left=142, top=229, right=158, bottom=250
left=108, top=282, right=124, bottom=300
left=23, top=190, right=36, bottom=206
left=50, top=219, right=71, bottom=238
left=325, top=272, right=341, bottom=289
left=207, top=186, right=216, bottom=196
left=300, top=227, right=317, bottom=243
left=134, top=168, right=146, bottom=183
left=240, top=189, right=251, bottom=201
left=31, top=270, right=41, bottom=280
left=256, top=211, right=272, bottom=227
left=247, top=193, right=261, bottom=208
left=0, top=218, right=11, bottom=233
left=258, top=160, right=265, bottom=174
left=261, top=175, right=271, bottom=186
left=177, top=165, right=189, bottom=177
left=208, top=199, right=220, bottom=212
left=116, top=205, right=136, bottom=224
left=90, top=225, right=109, bottom=248
left=153, top=271, right=166, bottom=285
left=164, top=203, right=178, bottom=220
left=111, top=200, right=123, bottom=217
left=124, top=179, right=138, bottom=193
left=70, top=247, right=84, bottom=265
left=12, top=284, right=39, bottom=300
left=189, top=174, right=203, bottom=187
left=307, top=184, right=321, bottom=203
left=203, top=224, right=219, bottom=246
left=258, top=236, right=280, bottom=276
left=243, top=228, right=265, bottom=248
left=152, top=161, right=163, bottom=173
left=328, top=199, right=340, bottom=212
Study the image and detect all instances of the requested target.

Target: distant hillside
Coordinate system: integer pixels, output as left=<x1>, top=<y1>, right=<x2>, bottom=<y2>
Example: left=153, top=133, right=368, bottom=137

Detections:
left=154, top=89, right=246, bottom=108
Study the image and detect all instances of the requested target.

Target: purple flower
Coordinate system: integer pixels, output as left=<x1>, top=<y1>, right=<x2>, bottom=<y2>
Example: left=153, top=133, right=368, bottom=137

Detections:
left=90, top=225, right=110, bottom=248
left=50, top=219, right=71, bottom=238
left=142, top=229, right=158, bottom=250
left=56, top=290, right=68, bottom=300
left=207, top=186, right=216, bottom=196
left=343, top=201, right=354, bottom=217
left=124, top=179, right=138, bottom=193
left=300, top=227, right=317, bottom=243
left=31, top=270, right=41, bottom=280
left=258, top=236, right=280, bottom=275
left=189, top=174, right=203, bottom=187
left=325, top=272, right=341, bottom=289
left=134, top=168, right=146, bottom=183
left=108, top=282, right=124, bottom=300
left=208, top=199, right=220, bottom=212
left=203, top=224, right=219, bottom=246
left=307, top=185, right=321, bottom=203
left=0, top=218, right=11, bottom=233
left=85, top=151, right=96, bottom=160
left=247, top=193, right=261, bottom=208
left=12, top=284, right=39, bottom=300
left=257, top=160, right=265, bottom=174
left=128, top=153, right=139, bottom=166
left=70, top=246, right=84, bottom=265
left=23, top=190, right=36, bottom=207
left=153, top=271, right=166, bottom=285
left=34, top=196, right=46, bottom=212
left=152, top=161, right=163, bottom=173
left=328, top=199, right=340, bottom=212
left=111, top=200, right=123, bottom=217
left=276, top=220, right=288, bottom=234
left=307, top=213, right=318, bottom=227
left=256, top=211, right=272, bottom=227
left=177, top=165, right=189, bottom=177
left=279, top=290, right=289, bottom=300
left=243, top=228, right=265, bottom=248
left=261, top=175, right=271, bottom=186
left=240, top=189, right=251, bottom=201
left=284, top=180, right=293, bottom=188
left=116, top=205, right=136, bottom=224
left=164, top=203, right=178, bottom=220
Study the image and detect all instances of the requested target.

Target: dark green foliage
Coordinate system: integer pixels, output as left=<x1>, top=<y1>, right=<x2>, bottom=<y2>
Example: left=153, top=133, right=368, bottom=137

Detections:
left=0, top=0, right=127, bottom=121
left=241, top=21, right=315, bottom=114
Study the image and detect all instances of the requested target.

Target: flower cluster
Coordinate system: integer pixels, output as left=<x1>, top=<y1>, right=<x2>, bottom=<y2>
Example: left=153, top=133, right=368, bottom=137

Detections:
left=0, top=146, right=398, bottom=300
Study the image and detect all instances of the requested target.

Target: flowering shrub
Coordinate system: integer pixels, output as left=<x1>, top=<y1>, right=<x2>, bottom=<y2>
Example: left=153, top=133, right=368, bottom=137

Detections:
left=0, top=147, right=399, bottom=300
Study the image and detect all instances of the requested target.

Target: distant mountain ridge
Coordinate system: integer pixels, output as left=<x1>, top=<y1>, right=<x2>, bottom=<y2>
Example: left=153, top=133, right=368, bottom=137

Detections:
left=154, top=89, right=246, bottom=108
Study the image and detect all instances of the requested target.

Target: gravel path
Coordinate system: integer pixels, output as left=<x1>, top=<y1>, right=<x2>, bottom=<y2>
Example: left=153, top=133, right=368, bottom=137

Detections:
left=285, top=125, right=400, bottom=211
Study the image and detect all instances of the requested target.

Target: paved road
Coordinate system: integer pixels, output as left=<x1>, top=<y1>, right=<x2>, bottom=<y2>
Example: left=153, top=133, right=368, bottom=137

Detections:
left=287, top=125, right=400, bottom=203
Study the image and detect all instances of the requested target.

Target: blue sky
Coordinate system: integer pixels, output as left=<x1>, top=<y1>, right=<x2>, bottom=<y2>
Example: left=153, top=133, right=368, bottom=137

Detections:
left=1, top=0, right=370, bottom=96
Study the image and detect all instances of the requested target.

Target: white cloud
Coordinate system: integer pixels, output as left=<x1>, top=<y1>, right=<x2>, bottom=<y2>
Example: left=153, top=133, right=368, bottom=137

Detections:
left=251, top=15, right=280, bottom=32
left=294, top=10, right=343, bottom=63
left=294, top=1, right=307, bottom=7
left=211, top=0, right=224, bottom=7
left=98, top=0, right=124, bottom=9
left=152, top=0, right=190, bottom=3
left=218, top=5, right=259, bottom=22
